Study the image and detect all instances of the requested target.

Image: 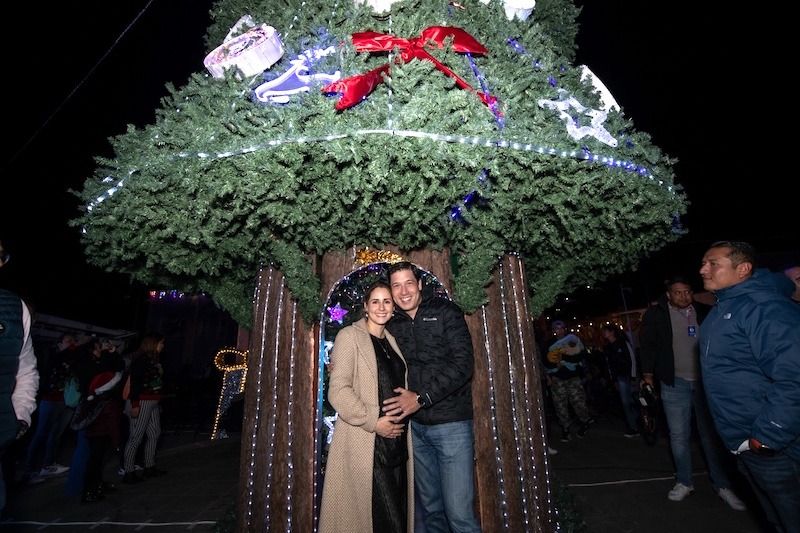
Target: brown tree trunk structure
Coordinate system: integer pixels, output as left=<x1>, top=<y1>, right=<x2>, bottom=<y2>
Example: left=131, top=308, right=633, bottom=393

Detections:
left=467, top=254, right=558, bottom=532
left=235, top=250, right=557, bottom=532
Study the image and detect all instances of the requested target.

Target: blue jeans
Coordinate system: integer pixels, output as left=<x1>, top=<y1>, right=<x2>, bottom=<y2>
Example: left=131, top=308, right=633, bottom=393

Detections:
left=616, top=376, right=640, bottom=432
left=660, top=377, right=731, bottom=489
left=412, top=420, right=481, bottom=533
left=66, top=429, right=89, bottom=497
left=25, top=399, right=74, bottom=471
left=737, top=452, right=800, bottom=533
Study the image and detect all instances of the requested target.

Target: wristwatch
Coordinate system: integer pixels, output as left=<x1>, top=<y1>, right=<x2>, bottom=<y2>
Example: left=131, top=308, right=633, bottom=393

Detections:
left=749, top=438, right=776, bottom=457
left=415, top=394, right=425, bottom=407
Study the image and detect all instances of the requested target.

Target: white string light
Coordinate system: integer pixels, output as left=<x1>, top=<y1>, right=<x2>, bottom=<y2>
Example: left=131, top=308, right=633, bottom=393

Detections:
left=91, top=127, right=671, bottom=210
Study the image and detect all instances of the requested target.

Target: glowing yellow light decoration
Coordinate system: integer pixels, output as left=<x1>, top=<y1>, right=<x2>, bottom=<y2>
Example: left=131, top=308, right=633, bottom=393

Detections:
left=353, top=247, right=404, bottom=268
left=211, top=348, right=248, bottom=440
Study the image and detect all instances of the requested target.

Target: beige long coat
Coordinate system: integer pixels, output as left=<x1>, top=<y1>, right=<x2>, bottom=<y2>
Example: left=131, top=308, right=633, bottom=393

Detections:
left=318, top=319, right=414, bottom=533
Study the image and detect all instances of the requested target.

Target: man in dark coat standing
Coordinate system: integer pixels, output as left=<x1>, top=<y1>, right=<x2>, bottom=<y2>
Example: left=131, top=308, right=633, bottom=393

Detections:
left=639, top=275, right=745, bottom=511
left=383, top=261, right=481, bottom=533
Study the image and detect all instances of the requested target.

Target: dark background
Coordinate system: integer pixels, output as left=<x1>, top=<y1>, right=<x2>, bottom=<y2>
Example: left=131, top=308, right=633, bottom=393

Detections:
left=1, top=1, right=796, bottom=329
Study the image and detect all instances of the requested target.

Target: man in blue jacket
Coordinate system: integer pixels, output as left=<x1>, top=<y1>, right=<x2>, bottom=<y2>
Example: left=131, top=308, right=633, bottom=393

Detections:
left=383, top=261, right=481, bottom=533
left=699, top=241, right=800, bottom=533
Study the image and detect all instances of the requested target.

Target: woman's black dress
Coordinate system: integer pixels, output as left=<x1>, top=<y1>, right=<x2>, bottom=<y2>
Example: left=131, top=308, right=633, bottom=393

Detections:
left=371, top=335, right=408, bottom=533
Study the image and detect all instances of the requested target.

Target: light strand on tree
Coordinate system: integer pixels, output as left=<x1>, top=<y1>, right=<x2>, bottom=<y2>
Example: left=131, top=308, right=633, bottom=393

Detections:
left=265, top=277, right=287, bottom=529
left=242, top=266, right=274, bottom=527
left=285, top=298, right=299, bottom=532
left=478, top=304, right=511, bottom=528
left=90, top=129, right=672, bottom=210
left=467, top=53, right=504, bottom=130
left=497, top=259, right=530, bottom=528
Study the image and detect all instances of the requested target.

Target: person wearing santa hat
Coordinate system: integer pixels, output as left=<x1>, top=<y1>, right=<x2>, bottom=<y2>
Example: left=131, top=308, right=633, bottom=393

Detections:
left=73, top=339, right=125, bottom=503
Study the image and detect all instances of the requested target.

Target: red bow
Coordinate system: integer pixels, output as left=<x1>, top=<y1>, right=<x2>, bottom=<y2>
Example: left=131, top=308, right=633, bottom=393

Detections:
left=322, top=26, right=497, bottom=111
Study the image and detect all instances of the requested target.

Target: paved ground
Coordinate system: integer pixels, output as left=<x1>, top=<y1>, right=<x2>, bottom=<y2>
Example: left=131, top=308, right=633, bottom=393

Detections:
left=548, top=411, right=772, bottom=533
left=2, top=427, right=239, bottom=532
left=1, top=405, right=774, bottom=532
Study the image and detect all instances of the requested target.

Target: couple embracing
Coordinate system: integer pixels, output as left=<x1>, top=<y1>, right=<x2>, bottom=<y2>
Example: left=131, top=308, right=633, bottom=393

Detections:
left=319, top=261, right=482, bottom=533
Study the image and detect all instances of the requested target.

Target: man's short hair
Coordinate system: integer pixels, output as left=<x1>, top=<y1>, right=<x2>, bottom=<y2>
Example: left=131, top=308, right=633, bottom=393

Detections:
left=387, top=261, right=420, bottom=282
left=551, top=320, right=566, bottom=329
left=665, top=275, right=692, bottom=291
left=709, top=241, right=758, bottom=269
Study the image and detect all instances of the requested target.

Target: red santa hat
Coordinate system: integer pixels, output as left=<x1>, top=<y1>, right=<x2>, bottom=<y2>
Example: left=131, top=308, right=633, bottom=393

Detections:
left=87, top=371, right=122, bottom=400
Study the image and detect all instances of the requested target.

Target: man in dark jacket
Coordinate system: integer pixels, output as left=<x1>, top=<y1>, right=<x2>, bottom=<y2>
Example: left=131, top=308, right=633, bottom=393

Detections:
left=639, top=275, right=745, bottom=511
left=601, top=323, right=639, bottom=437
left=699, top=241, right=800, bottom=531
left=383, top=261, right=481, bottom=533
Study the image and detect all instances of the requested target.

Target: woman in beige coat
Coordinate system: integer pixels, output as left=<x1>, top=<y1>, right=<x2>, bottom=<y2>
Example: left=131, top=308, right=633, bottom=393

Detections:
left=319, top=281, right=414, bottom=533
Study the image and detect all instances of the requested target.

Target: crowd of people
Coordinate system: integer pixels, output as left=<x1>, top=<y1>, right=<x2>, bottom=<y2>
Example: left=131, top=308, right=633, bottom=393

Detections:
left=3, top=329, right=170, bottom=506
left=0, top=238, right=174, bottom=514
left=318, top=247, right=798, bottom=533
left=3, top=234, right=798, bottom=532
left=539, top=245, right=799, bottom=532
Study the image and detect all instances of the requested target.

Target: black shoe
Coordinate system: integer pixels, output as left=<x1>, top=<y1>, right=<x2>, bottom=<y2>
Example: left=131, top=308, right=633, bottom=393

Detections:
left=81, top=490, right=105, bottom=504
left=577, top=425, right=588, bottom=438
left=560, top=430, right=572, bottom=442
left=98, top=481, right=117, bottom=494
left=624, top=429, right=640, bottom=438
left=122, top=472, right=143, bottom=484
left=144, top=467, right=167, bottom=478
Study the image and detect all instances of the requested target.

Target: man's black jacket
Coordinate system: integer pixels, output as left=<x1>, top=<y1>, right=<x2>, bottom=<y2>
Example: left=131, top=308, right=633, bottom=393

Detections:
left=387, top=286, right=474, bottom=425
left=639, top=297, right=709, bottom=387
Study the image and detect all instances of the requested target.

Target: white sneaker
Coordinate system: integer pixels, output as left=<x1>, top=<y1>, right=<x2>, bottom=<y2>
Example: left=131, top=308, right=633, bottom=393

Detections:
left=39, top=463, right=69, bottom=477
left=718, top=488, right=747, bottom=511
left=118, top=464, right=144, bottom=476
left=547, top=446, right=559, bottom=455
left=667, top=482, right=694, bottom=501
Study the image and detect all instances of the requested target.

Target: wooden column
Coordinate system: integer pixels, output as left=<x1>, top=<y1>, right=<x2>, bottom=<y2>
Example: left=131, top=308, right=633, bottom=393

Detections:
left=468, top=254, right=558, bottom=532
left=235, top=264, right=318, bottom=532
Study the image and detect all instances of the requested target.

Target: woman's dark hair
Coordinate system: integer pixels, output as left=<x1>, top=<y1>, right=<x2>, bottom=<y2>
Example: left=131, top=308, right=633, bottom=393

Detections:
left=363, top=280, right=392, bottom=305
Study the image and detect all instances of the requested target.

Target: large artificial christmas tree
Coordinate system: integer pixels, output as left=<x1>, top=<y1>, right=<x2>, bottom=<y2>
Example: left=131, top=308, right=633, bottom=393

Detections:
left=73, top=0, right=685, bottom=530
left=73, top=0, right=684, bottom=329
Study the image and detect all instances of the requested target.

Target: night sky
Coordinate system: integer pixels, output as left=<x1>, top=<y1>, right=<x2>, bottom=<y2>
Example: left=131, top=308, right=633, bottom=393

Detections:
left=1, top=1, right=796, bottom=329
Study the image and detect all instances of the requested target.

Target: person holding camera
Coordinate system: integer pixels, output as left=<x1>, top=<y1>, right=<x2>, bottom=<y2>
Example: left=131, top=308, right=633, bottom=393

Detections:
left=639, top=275, right=745, bottom=511
left=545, top=320, right=591, bottom=443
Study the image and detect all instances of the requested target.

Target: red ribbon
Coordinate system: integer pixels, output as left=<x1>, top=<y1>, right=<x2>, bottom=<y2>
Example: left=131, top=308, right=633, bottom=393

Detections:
left=322, top=26, right=497, bottom=111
